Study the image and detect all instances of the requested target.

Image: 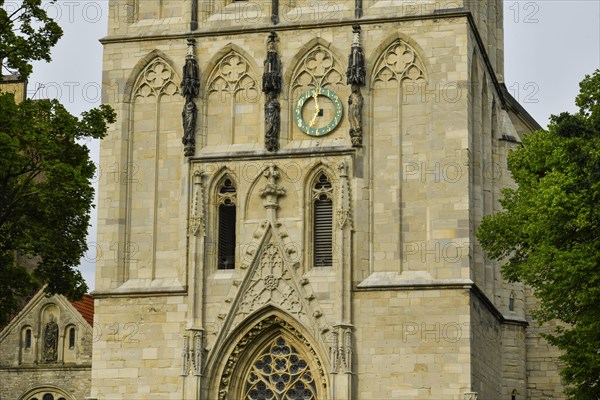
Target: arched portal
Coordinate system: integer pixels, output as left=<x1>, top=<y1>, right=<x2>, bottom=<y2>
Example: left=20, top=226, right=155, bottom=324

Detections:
left=18, top=385, right=74, bottom=400
left=215, top=315, right=328, bottom=400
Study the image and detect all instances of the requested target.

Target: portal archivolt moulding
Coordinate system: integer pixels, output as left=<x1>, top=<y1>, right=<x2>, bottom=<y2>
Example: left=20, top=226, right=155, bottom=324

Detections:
left=217, top=315, right=327, bottom=400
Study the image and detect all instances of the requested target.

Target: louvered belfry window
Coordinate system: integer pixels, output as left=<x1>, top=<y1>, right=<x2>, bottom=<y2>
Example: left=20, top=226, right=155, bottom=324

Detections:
left=313, top=174, right=333, bottom=267
left=218, top=178, right=237, bottom=270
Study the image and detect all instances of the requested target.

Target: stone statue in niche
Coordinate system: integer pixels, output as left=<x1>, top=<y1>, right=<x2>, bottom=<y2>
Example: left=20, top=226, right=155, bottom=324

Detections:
left=262, top=31, right=282, bottom=152
left=348, top=85, right=363, bottom=147
left=265, top=93, right=280, bottom=152
left=43, top=314, right=59, bottom=362
left=346, top=25, right=366, bottom=147
left=182, top=100, right=197, bottom=155
left=181, top=38, right=200, bottom=157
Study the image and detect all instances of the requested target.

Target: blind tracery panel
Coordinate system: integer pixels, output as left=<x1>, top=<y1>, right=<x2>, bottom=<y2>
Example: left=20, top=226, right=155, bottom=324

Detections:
left=244, top=336, right=317, bottom=400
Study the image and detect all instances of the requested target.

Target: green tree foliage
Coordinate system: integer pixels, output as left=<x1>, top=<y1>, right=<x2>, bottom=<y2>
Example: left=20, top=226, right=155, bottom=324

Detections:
left=0, top=0, right=63, bottom=79
left=0, top=94, right=115, bottom=325
left=478, top=70, right=600, bottom=399
left=0, top=94, right=115, bottom=326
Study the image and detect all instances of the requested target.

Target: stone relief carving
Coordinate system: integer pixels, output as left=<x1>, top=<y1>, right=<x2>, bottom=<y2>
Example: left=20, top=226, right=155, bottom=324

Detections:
left=181, top=38, right=201, bottom=157
left=43, top=314, right=59, bottom=363
left=373, top=39, right=426, bottom=86
left=133, top=57, right=179, bottom=99
left=218, top=315, right=326, bottom=400
left=328, top=325, right=353, bottom=373
left=182, top=330, right=205, bottom=376
left=259, top=164, right=286, bottom=213
left=336, top=161, right=352, bottom=230
left=188, top=170, right=205, bottom=237
left=262, top=32, right=282, bottom=152
left=236, top=244, right=305, bottom=322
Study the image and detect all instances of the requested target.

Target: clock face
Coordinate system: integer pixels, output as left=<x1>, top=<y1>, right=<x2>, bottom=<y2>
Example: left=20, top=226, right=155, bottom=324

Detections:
left=294, top=87, right=343, bottom=137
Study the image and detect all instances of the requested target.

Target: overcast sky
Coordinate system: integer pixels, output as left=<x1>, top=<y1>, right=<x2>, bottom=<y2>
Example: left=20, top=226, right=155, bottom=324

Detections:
left=28, top=1, right=600, bottom=291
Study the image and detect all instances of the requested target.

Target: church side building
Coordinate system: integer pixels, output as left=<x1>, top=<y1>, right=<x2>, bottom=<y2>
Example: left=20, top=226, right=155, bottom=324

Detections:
left=92, top=1, right=563, bottom=398
left=0, top=290, right=94, bottom=400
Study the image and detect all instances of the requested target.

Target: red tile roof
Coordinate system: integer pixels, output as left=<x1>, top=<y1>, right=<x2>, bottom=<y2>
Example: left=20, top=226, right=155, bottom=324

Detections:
left=70, top=295, right=94, bottom=326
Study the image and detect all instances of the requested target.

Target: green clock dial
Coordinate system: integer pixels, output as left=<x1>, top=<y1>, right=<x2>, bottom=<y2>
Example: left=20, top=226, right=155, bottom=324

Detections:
left=294, top=87, right=343, bottom=137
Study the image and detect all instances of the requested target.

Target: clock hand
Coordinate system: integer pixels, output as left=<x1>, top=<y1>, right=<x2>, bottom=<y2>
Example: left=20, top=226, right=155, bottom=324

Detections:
left=309, top=89, right=320, bottom=128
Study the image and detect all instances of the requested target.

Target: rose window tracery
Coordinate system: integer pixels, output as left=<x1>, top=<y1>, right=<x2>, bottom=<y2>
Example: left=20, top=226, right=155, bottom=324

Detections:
left=244, top=336, right=318, bottom=400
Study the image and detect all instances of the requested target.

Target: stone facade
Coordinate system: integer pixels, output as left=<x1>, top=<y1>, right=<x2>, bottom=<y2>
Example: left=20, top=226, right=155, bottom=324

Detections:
left=0, top=75, right=27, bottom=103
left=92, top=1, right=564, bottom=398
left=0, top=290, right=94, bottom=400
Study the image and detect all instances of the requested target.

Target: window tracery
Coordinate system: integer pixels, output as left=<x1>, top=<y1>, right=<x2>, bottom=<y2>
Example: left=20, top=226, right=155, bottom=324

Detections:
left=373, top=40, right=426, bottom=87
left=291, top=45, right=344, bottom=98
left=207, top=51, right=258, bottom=97
left=243, top=336, right=318, bottom=400
left=132, top=57, right=179, bottom=99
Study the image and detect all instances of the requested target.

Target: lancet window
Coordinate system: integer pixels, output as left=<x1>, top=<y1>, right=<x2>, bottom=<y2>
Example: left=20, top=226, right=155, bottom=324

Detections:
left=312, top=174, right=333, bottom=267
left=218, top=177, right=237, bottom=269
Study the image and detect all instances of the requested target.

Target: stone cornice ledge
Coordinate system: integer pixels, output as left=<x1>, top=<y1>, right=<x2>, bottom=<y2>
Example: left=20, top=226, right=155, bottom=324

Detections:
left=356, top=272, right=529, bottom=327
left=92, top=278, right=187, bottom=298
left=0, top=364, right=91, bottom=371
left=356, top=271, right=473, bottom=290
left=191, top=146, right=356, bottom=162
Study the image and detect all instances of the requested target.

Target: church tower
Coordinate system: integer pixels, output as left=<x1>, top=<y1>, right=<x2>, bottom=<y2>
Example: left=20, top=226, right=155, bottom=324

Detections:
left=93, top=1, right=550, bottom=399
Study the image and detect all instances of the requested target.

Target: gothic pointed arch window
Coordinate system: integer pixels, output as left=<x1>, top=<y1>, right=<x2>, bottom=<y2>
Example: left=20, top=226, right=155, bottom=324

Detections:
left=217, top=176, right=237, bottom=269
left=312, top=173, right=333, bottom=267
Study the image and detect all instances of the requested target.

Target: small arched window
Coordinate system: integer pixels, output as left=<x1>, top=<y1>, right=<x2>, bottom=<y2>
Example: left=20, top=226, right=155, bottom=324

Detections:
left=68, top=327, right=76, bottom=348
left=43, top=394, right=54, bottom=400
left=217, top=177, right=237, bottom=270
left=511, top=389, right=518, bottom=400
left=25, top=328, right=32, bottom=349
left=312, top=174, right=333, bottom=267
